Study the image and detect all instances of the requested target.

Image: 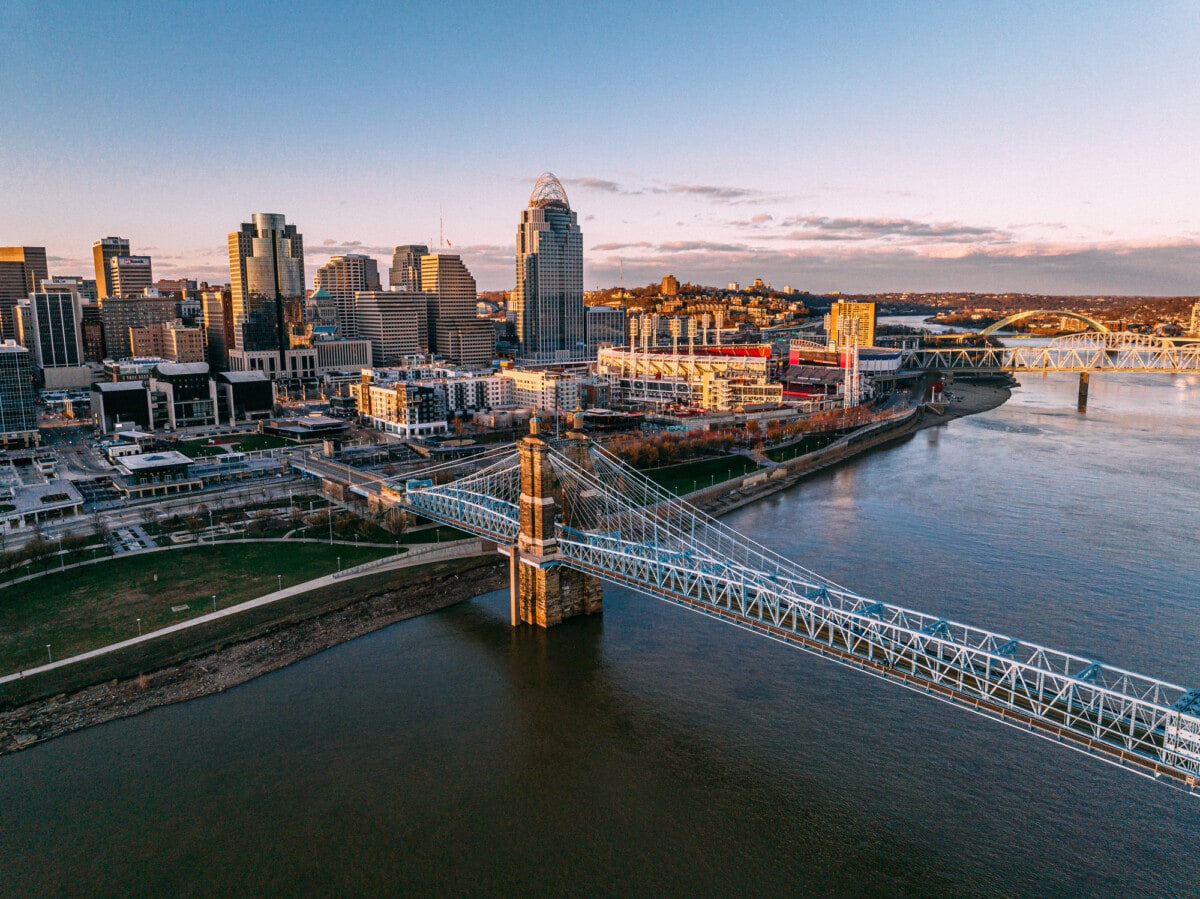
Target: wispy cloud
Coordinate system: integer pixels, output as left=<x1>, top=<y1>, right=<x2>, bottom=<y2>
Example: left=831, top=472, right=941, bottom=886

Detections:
left=586, top=236, right=1200, bottom=295
left=565, top=177, right=624, bottom=193
left=653, top=183, right=761, bottom=203
left=769, top=215, right=1011, bottom=244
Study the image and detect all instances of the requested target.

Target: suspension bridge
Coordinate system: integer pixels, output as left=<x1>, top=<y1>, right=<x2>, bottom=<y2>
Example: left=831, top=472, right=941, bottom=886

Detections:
left=390, top=414, right=1200, bottom=795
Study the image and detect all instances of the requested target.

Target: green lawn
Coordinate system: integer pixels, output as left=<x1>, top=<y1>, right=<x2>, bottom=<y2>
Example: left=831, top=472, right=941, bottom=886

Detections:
left=643, top=455, right=760, bottom=495
left=0, top=542, right=394, bottom=675
left=765, top=434, right=842, bottom=463
left=0, top=555, right=501, bottom=710
left=175, top=433, right=297, bottom=458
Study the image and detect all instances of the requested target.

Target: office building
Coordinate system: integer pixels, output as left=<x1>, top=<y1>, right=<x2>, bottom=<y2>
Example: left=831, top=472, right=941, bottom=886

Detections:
left=130, top=321, right=205, bottom=362
left=512, top=173, right=586, bottom=362
left=201, top=290, right=229, bottom=370
left=228, top=213, right=305, bottom=368
left=22, top=280, right=85, bottom=387
left=100, top=296, right=177, bottom=359
left=499, top=367, right=581, bottom=414
left=389, top=245, right=428, bottom=291
left=419, top=253, right=494, bottom=367
left=82, top=306, right=106, bottom=361
left=0, top=247, right=49, bottom=341
left=661, top=274, right=679, bottom=296
left=148, top=362, right=217, bottom=430
left=826, top=301, right=876, bottom=349
left=586, top=305, right=627, bottom=355
left=314, top=338, right=371, bottom=372
left=109, top=255, right=154, bottom=297
left=56, top=275, right=97, bottom=303
left=354, top=291, right=429, bottom=365
left=92, top=237, right=130, bottom=300
left=0, top=342, right=39, bottom=445
left=227, top=347, right=317, bottom=382
left=313, top=254, right=380, bottom=338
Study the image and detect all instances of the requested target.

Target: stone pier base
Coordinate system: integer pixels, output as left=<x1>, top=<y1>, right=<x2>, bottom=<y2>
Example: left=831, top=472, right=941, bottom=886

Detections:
left=518, top=561, right=602, bottom=628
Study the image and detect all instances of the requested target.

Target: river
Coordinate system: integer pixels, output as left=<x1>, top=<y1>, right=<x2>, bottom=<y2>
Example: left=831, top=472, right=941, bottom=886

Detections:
left=2, top=372, right=1198, bottom=896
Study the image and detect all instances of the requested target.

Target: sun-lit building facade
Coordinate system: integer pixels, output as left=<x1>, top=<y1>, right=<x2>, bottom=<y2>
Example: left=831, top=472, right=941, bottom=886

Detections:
left=512, top=173, right=586, bottom=363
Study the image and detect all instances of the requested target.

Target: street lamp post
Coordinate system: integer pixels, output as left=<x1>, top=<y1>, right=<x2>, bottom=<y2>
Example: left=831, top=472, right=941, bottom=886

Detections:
left=46, top=644, right=52, bottom=663
left=277, top=574, right=282, bottom=592
left=212, top=595, right=216, bottom=614
left=337, top=556, right=341, bottom=573
left=136, top=617, right=142, bottom=636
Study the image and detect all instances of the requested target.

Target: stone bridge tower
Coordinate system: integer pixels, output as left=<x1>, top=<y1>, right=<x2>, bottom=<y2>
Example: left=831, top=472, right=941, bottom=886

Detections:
left=508, top=410, right=603, bottom=627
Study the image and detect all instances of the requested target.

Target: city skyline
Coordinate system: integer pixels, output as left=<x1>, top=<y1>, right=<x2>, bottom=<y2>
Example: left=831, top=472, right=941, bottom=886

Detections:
left=3, top=2, right=1200, bottom=294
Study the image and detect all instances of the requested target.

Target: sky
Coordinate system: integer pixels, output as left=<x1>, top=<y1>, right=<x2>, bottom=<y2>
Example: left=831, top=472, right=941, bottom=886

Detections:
left=2, top=0, right=1199, bottom=295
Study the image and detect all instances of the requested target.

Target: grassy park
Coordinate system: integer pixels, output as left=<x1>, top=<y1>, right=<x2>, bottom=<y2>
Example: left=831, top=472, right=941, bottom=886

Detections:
left=174, top=433, right=297, bottom=458
left=0, top=542, right=395, bottom=676
left=0, top=553, right=499, bottom=710
left=643, top=455, right=760, bottom=495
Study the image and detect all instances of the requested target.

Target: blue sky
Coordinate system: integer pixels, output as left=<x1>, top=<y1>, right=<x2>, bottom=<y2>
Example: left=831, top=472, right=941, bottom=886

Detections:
left=3, top=0, right=1199, bottom=293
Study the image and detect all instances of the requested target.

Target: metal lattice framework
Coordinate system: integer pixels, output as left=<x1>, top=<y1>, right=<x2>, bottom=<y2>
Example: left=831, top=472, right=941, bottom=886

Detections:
left=401, top=441, right=1200, bottom=794
left=977, top=309, right=1110, bottom=336
left=907, top=332, right=1200, bottom=373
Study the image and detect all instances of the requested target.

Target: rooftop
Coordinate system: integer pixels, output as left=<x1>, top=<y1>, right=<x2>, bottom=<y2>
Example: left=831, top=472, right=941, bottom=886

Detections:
left=529, top=172, right=570, bottom=210
left=118, top=450, right=194, bottom=472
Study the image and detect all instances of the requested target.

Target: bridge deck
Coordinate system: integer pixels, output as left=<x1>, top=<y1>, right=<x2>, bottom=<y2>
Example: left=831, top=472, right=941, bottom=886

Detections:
left=400, top=439, right=1200, bottom=795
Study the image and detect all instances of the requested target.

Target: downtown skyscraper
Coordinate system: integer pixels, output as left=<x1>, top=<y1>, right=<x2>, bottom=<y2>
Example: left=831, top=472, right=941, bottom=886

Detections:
left=227, top=213, right=305, bottom=367
left=313, top=254, right=380, bottom=338
left=92, top=237, right=129, bottom=300
left=512, top=173, right=586, bottom=363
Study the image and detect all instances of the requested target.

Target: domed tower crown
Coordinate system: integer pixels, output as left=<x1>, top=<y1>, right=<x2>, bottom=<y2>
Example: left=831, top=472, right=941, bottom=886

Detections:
left=529, top=173, right=570, bottom=209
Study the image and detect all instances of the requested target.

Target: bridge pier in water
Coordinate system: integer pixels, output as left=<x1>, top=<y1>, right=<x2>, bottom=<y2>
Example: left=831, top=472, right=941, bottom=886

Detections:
left=1078, top=371, right=1090, bottom=411
left=511, top=413, right=602, bottom=628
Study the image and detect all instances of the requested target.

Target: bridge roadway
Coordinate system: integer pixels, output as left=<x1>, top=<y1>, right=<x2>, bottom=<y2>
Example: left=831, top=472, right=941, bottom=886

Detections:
left=398, top=440, right=1200, bottom=795
left=906, top=332, right=1200, bottom=373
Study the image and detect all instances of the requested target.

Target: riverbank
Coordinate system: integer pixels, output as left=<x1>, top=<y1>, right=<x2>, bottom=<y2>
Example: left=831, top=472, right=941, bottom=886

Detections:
left=0, top=382, right=1010, bottom=755
left=692, top=380, right=1011, bottom=518
left=0, top=555, right=507, bottom=755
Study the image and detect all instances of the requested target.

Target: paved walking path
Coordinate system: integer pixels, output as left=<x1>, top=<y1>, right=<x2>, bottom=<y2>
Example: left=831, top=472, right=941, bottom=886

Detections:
left=0, top=538, right=488, bottom=685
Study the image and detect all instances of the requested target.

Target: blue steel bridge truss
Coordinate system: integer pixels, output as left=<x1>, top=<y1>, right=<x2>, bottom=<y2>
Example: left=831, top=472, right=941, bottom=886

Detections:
left=401, top=442, right=1200, bottom=794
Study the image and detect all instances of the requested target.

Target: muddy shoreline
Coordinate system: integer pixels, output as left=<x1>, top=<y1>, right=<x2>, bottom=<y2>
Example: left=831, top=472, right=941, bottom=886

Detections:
left=0, top=381, right=1011, bottom=756
left=0, top=557, right=507, bottom=755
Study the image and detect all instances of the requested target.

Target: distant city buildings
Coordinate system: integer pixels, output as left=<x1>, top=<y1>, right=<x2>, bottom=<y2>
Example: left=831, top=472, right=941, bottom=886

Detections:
left=313, top=253, right=380, bottom=338
left=92, top=237, right=129, bottom=300
left=21, top=279, right=86, bottom=387
left=512, top=173, right=586, bottom=362
left=353, top=291, right=429, bottom=365
left=129, top=320, right=205, bottom=363
left=109, top=255, right=153, bottom=297
left=0, top=342, right=39, bottom=445
left=389, top=245, right=428, bottom=291
left=826, top=301, right=876, bottom=349
left=228, top=213, right=305, bottom=366
left=661, top=274, right=679, bottom=296
left=0, top=247, right=49, bottom=340
left=100, top=296, right=178, bottom=359
left=419, top=253, right=494, bottom=367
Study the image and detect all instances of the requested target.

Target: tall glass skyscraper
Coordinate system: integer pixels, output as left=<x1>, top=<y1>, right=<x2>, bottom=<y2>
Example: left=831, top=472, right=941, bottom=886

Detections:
left=227, top=213, right=305, bottom=369
left=512, top=173, right=586, bottom=362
